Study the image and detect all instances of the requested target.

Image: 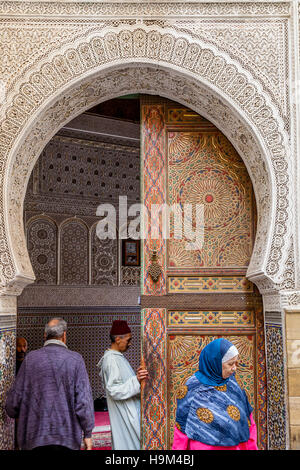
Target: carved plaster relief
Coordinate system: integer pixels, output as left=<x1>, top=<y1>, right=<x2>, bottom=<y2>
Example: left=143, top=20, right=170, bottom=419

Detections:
left=0, top=4, right=290, bottom=115
left=170, top=19, right=289, bottom=119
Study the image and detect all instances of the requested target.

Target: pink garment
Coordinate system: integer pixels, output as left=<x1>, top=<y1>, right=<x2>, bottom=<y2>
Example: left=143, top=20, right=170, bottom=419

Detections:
left=94, top=411, right=110, bottom=427
left=172, top=412, right=258, bottom=450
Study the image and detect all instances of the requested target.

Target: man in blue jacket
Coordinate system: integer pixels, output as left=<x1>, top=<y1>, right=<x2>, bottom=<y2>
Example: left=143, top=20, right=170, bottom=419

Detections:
left=5, top=317, right=94, bottom=451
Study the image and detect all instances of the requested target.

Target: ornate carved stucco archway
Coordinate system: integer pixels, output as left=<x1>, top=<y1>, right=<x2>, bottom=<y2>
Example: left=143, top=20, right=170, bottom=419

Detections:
left=0, top=25, right=292, bottom=294
left=0, top=24, right=293, bottom=449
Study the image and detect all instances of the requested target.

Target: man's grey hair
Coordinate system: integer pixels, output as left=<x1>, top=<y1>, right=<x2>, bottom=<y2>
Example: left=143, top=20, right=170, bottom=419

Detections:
left=45, top=317, right=67, bottom=340
left=110, top=333, right=128, bottom=343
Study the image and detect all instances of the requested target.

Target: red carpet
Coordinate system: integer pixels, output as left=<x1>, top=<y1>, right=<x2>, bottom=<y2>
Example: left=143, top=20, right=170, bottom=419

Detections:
left=81, top=412, right=112, bottom=450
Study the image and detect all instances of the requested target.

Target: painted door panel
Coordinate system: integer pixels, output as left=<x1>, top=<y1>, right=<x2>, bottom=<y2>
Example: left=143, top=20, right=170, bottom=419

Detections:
left=140, top=96, right=266, bottom=450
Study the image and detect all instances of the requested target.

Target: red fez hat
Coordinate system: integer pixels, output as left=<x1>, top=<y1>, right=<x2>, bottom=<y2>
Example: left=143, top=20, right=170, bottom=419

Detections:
left=110, top=320, right=131, bottom=336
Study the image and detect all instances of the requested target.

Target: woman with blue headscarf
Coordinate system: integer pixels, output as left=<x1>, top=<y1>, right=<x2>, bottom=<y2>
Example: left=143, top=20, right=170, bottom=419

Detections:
left=172, top=338, right=258, bottom=450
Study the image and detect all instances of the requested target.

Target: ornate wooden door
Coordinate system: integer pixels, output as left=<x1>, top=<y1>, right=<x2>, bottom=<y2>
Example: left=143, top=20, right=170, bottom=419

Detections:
left=140, top=96, right=267, bottom=450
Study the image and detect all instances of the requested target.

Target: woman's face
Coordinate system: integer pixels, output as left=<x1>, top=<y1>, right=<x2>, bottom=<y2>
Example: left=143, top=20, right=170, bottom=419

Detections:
left=222, top=355, right=239, bottom=379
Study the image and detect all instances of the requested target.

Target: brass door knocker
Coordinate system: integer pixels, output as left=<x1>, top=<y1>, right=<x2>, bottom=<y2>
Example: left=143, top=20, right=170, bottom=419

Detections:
left=148, top=250, right=162, bottom=283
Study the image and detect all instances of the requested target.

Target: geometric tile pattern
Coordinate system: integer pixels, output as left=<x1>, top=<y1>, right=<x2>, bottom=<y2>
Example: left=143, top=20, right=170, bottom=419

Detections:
left=256, top=308, right=268, bottom=450
left=27, top=218, right=57, bottom=285
left=36, top=135, right=140, bottom=202
left=140, top=99, right=267, bottom=450
left=91, top=226, right=118, bottom=286
left=0, top=328, right=16, bottom=450
left=26, top=216, right=139, bottom=287
left=120, top=266, right=141, bottom=286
